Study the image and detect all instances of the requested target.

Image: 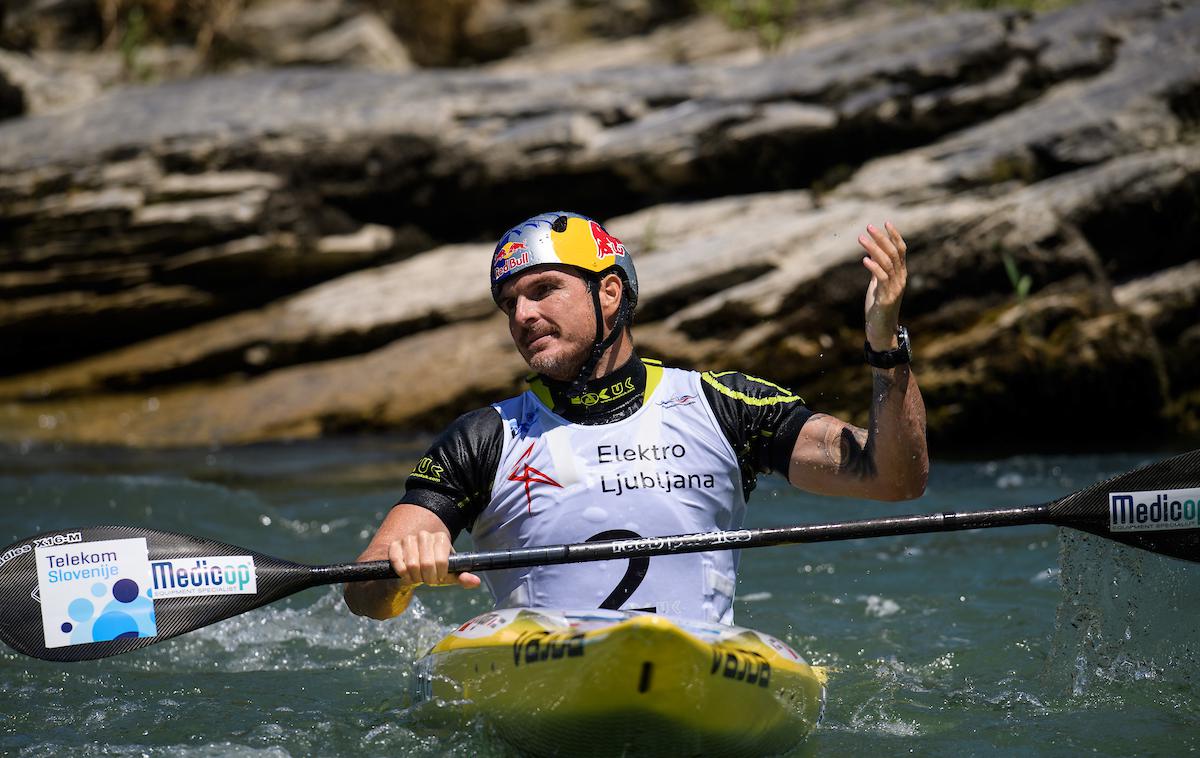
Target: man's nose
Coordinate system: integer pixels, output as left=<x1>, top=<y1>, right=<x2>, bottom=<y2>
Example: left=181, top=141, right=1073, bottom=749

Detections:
left=513, top=296, right=538, bottom=323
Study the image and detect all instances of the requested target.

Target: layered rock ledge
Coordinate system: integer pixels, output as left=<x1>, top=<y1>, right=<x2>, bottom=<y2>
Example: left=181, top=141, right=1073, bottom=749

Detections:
left=1, top=0, right=1197, bottom=449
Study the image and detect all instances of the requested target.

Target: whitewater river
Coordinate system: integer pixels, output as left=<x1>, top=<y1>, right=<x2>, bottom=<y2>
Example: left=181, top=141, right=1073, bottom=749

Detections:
left=1, top=439, right=1196, bottom=756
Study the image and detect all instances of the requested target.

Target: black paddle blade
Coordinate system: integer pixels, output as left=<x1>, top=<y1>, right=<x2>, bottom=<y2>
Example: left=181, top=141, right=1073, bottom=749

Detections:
left=0, top=526, right=314, bottom=662
left=1048, top=449, right=1200, bottom=564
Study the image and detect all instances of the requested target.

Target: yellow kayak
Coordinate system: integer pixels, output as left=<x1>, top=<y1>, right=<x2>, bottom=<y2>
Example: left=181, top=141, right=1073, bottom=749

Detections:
left=414, top=608, right=827, bottom=757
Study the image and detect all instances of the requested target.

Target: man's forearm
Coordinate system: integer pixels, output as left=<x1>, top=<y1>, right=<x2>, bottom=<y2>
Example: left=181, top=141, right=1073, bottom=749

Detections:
left=789, top=220, right=926, bottom=500
left=342, top=503, right=446, bottom=620
left=865, top=364, right=928, bottom=500
left=342, top=530, right=415, bottom=620
left=343, top=573, right=415, bottom=620
left=786, top=365, right=927, bottom=500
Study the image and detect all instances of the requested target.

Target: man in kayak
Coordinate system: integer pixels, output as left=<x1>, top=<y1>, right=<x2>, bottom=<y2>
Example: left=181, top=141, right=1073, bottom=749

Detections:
left=344, top=211, right=927, bottom=623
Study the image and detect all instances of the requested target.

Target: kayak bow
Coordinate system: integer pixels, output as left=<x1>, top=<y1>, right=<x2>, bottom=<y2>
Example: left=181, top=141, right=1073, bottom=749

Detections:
left=414, top=608, right=827, bottom=757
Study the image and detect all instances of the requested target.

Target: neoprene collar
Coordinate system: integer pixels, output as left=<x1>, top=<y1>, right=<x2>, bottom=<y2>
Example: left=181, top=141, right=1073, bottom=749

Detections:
left=529, top=354, right=647, bottom=425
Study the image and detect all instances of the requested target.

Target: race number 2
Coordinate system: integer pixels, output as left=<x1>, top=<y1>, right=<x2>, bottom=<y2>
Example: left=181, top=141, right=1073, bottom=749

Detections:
left=586, top=530, right=652, bottom=611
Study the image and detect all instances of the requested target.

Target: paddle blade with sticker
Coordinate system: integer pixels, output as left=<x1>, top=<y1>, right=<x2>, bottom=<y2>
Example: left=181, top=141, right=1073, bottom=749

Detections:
left=0, top=526, right=315, bottom=662
left=1046, top=448, right=1200, bottom=564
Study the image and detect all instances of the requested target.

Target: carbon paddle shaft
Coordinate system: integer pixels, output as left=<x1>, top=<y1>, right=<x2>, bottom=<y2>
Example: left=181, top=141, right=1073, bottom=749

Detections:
left=317, top=505, right=1050, bottom=581
left=319, top=447, right=1200, bottom=580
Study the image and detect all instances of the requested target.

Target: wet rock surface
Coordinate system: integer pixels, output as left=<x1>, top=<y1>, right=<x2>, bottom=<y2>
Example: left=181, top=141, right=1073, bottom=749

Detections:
left=1, top=0, right=1197, bottom=449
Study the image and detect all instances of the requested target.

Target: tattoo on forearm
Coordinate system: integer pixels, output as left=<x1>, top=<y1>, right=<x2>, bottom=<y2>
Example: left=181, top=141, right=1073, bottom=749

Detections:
left=821, top=422, right=875, bottom=480
left=835, top=364, right=902, bottom=477
left=821, top=371, right=896, bottom=481
left=841, top=426, right=875, bottom=479
left=808, top=366, right=912, bottom=484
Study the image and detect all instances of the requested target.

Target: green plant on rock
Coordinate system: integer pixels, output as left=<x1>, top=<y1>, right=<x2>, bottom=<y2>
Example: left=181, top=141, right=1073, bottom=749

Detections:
left=698, top=0, right=800, bottom=54
left=1002, top=252, right=1032, bottom=304
left=101, top=0, right=245, bottom=72
left=118, top=6, right=150, bottom=80
left=1001, top=250, right=1034, bottom=340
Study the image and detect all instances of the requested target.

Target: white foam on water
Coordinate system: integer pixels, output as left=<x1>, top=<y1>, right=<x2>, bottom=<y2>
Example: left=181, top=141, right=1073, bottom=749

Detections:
left=995, top=472, right=1024, bottom=489
left=1030, top=567, right=1060, bottom=584
left=820, top=653, right=981, bottom=739
left=273, top=515, right=355, bottom=537
left=839, top=696, right=923, bottom=738
left=121, top=589, right=450, bottom=674
left=859, top=595, right=901, bottom=618
left=16, top=743, right=292, bottom=757
left=875, top=545, right=925, bottom=562
left=861, top=718, right=921, bottom=737
left=985, top=688, right=1047, bottom=710
left=359, top=716, right=510, bottom=757
left=1047, top=530, right=1200, bottom=697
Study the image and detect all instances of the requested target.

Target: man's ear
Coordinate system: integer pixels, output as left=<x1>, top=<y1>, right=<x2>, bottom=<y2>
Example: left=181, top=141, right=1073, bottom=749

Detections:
left=599, top=273, right=623, bottom=319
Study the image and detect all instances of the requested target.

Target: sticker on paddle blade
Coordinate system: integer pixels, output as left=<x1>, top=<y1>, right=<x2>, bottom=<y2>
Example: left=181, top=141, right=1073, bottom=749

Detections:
left=35, top=537, right=158, bottom=648
left=150, top=555, right=257, bottom=599
left=1109, top=487, right=1200, bottom=532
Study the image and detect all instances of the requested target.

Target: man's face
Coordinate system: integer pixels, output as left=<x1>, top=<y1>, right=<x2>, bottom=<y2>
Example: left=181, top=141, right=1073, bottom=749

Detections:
left=497, top=266, right=597, bottom=381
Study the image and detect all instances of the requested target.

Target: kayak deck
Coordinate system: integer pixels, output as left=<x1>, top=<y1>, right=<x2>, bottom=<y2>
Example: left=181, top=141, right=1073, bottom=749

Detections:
left=415, top=609, right=826, bottom=757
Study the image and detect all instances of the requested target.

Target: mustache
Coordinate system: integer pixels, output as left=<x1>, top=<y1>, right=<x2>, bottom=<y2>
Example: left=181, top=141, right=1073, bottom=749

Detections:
left=520, top=326, right=557, bottom=345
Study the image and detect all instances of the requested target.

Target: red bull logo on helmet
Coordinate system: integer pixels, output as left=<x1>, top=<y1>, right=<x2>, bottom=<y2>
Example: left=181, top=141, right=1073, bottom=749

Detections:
left=589, top=221, right=626, bottom=260
left=545, top=216, right=627, bottom=271
left=493, top=241, right=530, bottom=277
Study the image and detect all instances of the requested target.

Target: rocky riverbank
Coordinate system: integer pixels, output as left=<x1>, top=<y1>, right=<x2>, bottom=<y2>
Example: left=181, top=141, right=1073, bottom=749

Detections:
left=1, top=0, right=1197, bottom=450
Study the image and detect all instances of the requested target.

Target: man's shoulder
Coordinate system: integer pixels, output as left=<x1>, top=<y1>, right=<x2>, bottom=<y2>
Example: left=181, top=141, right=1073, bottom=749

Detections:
left=644, top=358, right=702, bottom=382
left=437, top=405, right=505, bottom=443
left=453, top=404, right=504, bottom=423
left=490, top=385, right=544, bottom=418
left=695, top=368, right=805, bottom=405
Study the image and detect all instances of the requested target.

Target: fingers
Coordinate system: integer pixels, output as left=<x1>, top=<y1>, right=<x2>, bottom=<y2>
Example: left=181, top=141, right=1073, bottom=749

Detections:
left=387, top=537, right=416, bottom=586
left=858, top=222, right=907, bottom=290
left=885, top=220, right=907, bottom=258
left=860, top=221, right=909, bottom=347
left=387, top=532, right=479, bottom=590
left=861, top=252, right=887, bottom=282
left=858, top=223, right=901, bottom=275
left=458, top=572, right=482, bottom=589
left=418, top=530, right=445, bottom=586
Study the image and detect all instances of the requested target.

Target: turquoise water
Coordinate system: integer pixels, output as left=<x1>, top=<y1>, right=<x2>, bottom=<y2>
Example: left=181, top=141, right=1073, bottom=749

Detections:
left=1, top=439, right=1197, bottom=756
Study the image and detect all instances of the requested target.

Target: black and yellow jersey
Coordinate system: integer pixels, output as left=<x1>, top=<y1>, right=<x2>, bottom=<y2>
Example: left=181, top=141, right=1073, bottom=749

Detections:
left=402, top=355, right=813, bottom=537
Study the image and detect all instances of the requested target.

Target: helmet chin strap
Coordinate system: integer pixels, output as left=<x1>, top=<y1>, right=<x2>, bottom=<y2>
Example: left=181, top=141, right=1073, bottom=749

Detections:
left=569, top=279, right=629, bottom=395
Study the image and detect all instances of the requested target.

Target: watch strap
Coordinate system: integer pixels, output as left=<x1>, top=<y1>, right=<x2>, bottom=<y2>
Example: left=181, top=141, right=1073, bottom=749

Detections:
left=864, top=326, right=912, bottom=369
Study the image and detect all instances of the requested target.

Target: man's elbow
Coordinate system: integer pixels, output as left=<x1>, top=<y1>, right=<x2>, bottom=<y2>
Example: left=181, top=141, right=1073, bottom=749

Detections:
left=875, top=464, right=928, bottom=502
left=894, top=479, right=928, bottom=502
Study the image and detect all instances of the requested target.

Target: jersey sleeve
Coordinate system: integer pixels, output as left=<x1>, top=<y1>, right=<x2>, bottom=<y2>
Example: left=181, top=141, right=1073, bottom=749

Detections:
left=400, top=407, right=504, bottom=538
left=699, top=370, right=814, bottom=499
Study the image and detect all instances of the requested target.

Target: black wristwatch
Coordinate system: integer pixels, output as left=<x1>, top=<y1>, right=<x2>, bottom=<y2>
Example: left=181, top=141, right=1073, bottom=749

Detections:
left=864, top=326, right=912, bottom=369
